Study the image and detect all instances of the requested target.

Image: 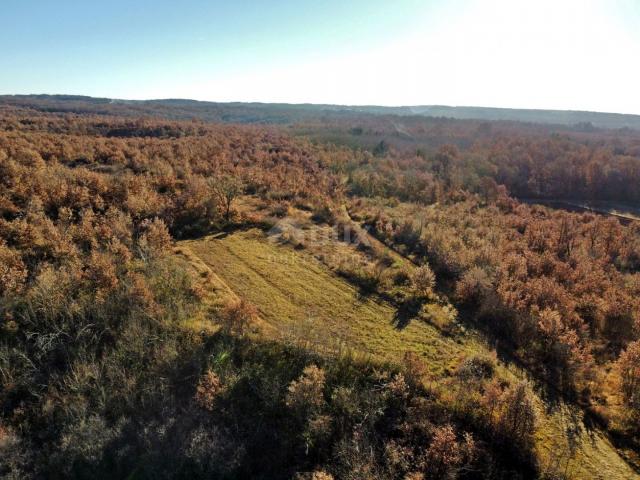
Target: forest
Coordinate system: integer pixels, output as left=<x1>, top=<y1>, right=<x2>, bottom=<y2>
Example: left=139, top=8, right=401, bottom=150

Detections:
left=1, top=99, right=640, bottom=479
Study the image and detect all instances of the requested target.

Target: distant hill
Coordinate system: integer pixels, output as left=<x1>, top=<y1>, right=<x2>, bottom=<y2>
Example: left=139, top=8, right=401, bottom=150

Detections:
left=401, top=105, right=640, bottom=130
left=2, top=94, right=640, bottom=130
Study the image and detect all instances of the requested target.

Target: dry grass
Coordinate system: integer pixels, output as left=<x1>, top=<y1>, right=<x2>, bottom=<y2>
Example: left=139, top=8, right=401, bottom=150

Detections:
left=179, top=228, right=479, bottom=371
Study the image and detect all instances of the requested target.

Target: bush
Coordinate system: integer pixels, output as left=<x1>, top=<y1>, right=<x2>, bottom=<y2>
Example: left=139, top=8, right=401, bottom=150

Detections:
left=286, top=365, right=326, bottom=414
left=422, top=425, right=475, bottom=479
left=218, top=298, right=258, bottom=336
left=137, top=217, right=172, bottom=260
left=270, top=202, right=290, bottom=218
left=311, top=204, right=335, bottom=224
left=0, top=241, right=27, bottom=295
left=456, top=353, right=497, bottom=381
left=195, top=370, right=224, bottom=411
left=455, top=266, right=492, bottom=306
left=411, top=264, right=436, bottom=298
left=496, top=381, right=537, bottom=448
left=403, top=351, right=429, bottom=388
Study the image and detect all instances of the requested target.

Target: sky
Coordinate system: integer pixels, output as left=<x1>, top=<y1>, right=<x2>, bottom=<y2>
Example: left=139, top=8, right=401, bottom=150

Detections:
left=2, top=0, right=640, bottom=114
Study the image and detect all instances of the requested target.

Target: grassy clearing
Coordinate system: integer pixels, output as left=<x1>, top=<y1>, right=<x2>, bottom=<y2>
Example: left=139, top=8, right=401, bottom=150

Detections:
left=176, top=226, right=638, bottom=480
left=179, top=228, right=481, bottom=373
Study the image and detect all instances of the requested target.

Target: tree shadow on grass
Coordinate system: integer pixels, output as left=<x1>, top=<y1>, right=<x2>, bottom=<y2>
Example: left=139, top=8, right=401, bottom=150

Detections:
left=392, top=296, right=425, bottom=330
left=175, top=219, right=261, bottom=241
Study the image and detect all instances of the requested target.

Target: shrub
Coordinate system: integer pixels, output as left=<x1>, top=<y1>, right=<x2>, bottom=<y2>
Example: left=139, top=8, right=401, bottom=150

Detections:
left=404, top=473, right=424, bottom=480
left=403, top=351, right=429, bottom=388
left=137, top=217, right=172, bottom=260
left=219, top=298, right=258, bottom=336
left=455, top=266, right=492, bottom=306
left=386, top=373, right=410, bottom=400
left=195, top=370, right=223, bottom=411
left=393, top=221, right=421, bottom=252
left=411, top=264, right=436, bottom=298
left=286, top=365, right=326, bottom=414
left=311, top=471, right=334, bottom=480
left=0, top=241, right=27, bottom=295
left=456, top=353, right=497, bottom=381
left=311, top=204, right=335, bottom=224
left=497, top=381, right=537, bottom=448
left=295, top=470, right=334, bottom=480
left=422, top=425, right=475, bottom=479
left=304, top=414, right=333, bottom=452
left=270, top=202, right=291, bottom=218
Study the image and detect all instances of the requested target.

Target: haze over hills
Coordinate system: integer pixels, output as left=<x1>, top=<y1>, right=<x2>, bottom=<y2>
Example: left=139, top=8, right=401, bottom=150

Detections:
left=2, top=94, right=640, bottom=130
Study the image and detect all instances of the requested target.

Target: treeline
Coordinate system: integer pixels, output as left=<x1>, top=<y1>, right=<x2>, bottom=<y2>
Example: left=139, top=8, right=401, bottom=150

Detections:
left=343, top=133, right=640, bottom=206
left=486, top=136, right=640, bottom=203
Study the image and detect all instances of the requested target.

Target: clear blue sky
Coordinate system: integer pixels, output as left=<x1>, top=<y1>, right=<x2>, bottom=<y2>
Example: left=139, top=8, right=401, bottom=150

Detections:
left=2, top=0, right=640, bottom=113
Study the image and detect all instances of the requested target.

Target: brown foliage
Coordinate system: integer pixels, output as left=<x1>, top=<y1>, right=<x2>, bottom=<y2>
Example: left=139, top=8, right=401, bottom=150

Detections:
left=421, top=425, right=476, bottom=479
left=286, top=365, right=326, bottom=413
left=403, top=351, right=429, bottom=388
left=195, top=370, right=224, bottom=411
left=0, top=241, right=27, bottom=294
left=614, top=341, right=640, bottom=416
left=219, top=298, right=258, bottom=336
left=410, top=264, right=436, bottom=298
left=359, top=196, right=640, bottom=400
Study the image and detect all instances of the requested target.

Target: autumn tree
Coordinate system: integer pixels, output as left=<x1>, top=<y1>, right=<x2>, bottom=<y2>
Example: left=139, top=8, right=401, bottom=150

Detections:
left=614, top=341, right=640, bottom=417
left=212, top=174, right=244, bottom=221
left=422, top=425, right=475, bottom=479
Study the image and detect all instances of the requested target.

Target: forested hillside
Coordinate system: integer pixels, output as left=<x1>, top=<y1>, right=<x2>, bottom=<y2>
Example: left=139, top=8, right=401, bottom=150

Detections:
left=1, top=102, right=639, bottom=479
left=4, top=95, right=640, bottom=129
